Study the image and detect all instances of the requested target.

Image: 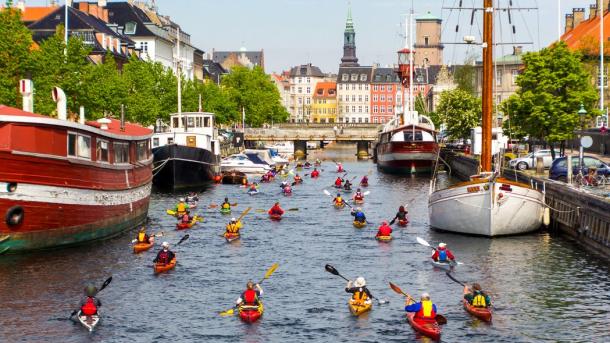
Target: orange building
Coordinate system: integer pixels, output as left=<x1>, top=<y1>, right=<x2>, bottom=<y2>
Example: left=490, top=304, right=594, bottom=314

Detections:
left=561, top=3, right=610, bottom=55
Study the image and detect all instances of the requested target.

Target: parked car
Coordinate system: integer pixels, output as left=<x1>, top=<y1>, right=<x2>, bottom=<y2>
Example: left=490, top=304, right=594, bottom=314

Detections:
left=509, top=149, right=554, bottom=170
left=549, top=156, right=610, bottom=182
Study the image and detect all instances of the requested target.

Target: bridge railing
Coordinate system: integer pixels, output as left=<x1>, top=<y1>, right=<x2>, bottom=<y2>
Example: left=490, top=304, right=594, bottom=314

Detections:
left=272, top=123, right=382, bottom=129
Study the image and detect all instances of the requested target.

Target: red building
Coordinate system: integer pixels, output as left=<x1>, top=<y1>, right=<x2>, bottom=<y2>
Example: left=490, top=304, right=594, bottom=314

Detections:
left=370, top=68, right=402, bottom=124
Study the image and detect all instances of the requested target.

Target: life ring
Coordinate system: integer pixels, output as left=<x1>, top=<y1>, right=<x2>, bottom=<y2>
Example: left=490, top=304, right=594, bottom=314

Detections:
left=5, top=206, right=24, bottom=227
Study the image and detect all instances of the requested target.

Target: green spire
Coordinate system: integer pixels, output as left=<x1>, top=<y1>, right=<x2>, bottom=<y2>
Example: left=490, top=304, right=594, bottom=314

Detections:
left=345, top=3, right=354, bottom=33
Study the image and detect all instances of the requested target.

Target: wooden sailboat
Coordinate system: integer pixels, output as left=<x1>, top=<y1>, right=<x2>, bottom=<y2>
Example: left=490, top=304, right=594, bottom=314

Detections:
left=428, top=0, right=545, bottom=236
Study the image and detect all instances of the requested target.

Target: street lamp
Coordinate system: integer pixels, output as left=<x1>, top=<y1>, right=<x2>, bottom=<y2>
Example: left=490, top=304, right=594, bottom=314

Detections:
left=578, top=103, right=587, bottom=131
left=577, top=103, right=587, bottom=170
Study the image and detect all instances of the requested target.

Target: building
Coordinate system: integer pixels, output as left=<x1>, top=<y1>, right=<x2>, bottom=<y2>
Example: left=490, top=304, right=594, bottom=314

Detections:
left=202, top=59, right=227, bottom=84
left=311, top=82, right=337, bottom=123
left=414, top=12, right=444, bottom=67
left=337, top=66, right=373, bottom=123
left=370, top=67, right=401, bottom=124
left=287, top=64, right=326, bottom=123
left=271, top=72, right=291, bottom=114
left=474, top=47, right=524, bottom=105
left=17, top=1, right=57, bottom=26
left=340, top=6, right=359, bottom=67
left=429, top=65, right=457, bottom=113
left=212, top=48, right=265, bottom=72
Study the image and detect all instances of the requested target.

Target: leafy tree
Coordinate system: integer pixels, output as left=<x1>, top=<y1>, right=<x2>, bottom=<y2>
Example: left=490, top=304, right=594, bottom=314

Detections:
left=436, top=88, right=481, bottom=141
left=83, top=53, right=127, bottom=119
left=0, top=7, right=33, bottom=107
left=453, top=55, right=477, bottom=95
left=501, top=41, right=598, bottom=157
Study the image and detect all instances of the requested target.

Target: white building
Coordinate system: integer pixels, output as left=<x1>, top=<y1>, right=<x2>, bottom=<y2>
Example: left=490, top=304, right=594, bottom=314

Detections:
left=287, top=64, right=326, bottom=123
left=336, top=66, right=373, bottom=123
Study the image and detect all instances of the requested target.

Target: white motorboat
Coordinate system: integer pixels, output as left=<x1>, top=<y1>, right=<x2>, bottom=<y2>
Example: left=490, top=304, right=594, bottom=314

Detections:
left=221, top=153, right=271, bottom=174
left=265, top=141, right=294, bottom=154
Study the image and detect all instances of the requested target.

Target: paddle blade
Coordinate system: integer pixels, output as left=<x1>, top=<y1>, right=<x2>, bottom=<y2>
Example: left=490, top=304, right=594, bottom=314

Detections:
left=255, top=209, right=266, bottom=213
left=99, top=276, right=113, bottom=292
left=445, top=271, right=466, bottom=287
left=389, top=282, right=405, bottom=296
left=416, top=237, right=431, bottom=248
left=324, top=264, right=339, bottom=276
left=436, top=314, right=448, bottom=325
left=177, top=234, right=190, bottom=245
left=219, top=308, right=235, bottom=317
left=166, top=209, right=176, bottom=216
left=323, top=189, right=331, bottom=196
left=69, top=310, right=78, bottom=318
left=263, top=263, right=279, bottom=280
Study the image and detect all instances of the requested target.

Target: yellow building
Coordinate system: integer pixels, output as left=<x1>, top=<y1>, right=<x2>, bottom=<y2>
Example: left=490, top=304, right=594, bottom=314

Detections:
left=311, top=82, right=337, bottom=123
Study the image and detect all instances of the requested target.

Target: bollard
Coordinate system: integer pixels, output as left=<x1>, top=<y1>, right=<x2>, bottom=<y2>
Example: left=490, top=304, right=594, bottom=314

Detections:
left=567, top=155, right=572, bottom=185
left=536, top=156, right=544, bottom=175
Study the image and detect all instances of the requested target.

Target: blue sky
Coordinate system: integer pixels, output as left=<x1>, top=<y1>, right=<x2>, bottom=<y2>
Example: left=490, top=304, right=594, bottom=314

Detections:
left=32, top=1, right=593, bottom=72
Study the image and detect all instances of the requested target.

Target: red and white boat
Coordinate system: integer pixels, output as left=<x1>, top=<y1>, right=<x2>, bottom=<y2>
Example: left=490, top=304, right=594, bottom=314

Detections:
left=0, top=84, right=152, bottom=254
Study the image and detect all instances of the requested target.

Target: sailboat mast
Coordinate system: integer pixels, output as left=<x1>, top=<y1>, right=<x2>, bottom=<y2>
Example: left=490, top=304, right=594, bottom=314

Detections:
left=481, top=0, right=493, bottom=172
left=177, top=27, right=182, bottom=128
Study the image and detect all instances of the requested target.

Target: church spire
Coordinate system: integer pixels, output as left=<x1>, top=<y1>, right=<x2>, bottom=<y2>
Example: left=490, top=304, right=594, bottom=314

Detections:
left=340, top=3, right=359, bottom=67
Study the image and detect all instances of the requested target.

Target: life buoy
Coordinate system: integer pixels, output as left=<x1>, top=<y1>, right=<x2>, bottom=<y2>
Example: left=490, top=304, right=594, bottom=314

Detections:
left=5, top=206, right=24, bottom=227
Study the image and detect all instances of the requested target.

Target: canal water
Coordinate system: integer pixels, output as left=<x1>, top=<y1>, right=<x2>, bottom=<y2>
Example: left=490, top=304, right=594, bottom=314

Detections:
left=1, top=146, right=609, bottom=342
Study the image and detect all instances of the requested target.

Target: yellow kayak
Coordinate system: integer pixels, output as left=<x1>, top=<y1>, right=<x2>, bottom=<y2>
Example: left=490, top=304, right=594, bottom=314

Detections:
left=348, top=299, right=372, bottom=316
left=353, top=221, right=366, bottom=229
left=376, top=235, right=392, bottom=242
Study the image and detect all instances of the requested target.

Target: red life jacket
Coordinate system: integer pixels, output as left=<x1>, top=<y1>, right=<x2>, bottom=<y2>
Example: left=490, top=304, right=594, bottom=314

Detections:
left=378, top=225, right=392, bottom=236
left=243, top=289, right=258, bottom=305
left=158, top=250, right=169, bottom=264
left=311, top=171, right=319, bottom=177
left=355, top=193, right=363, bottom=200
left=335, top=179, right=342, bottom=186
left=81, top=297, right=97, bottom=316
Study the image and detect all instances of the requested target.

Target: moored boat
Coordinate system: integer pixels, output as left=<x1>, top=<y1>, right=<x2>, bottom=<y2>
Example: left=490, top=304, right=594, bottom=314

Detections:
left=77, top=311, right=100, bottom=332
left=154, top=257, right=177, bottom=274
left=238, top=302, right=264, bottom=323
left=463, top=286, right=492, bottom=322
left=221, top=153, right=271, bottom=175
left=375, top=122, right=439, bottom=174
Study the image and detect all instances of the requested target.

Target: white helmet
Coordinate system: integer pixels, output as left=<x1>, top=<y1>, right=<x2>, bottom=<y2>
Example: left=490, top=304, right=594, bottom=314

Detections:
left=179, top=197, right=185, bottom=202
left=231, top=217, right=237, bottom=222
left=438, top=242, right=447, bottom=248
left=357, top=207, right=362, bottom=211
left=161, top=241, right=169, bottom=248
left=354, top=277, right=366, bottom=287
left=421, top=292, right=430, bottom=300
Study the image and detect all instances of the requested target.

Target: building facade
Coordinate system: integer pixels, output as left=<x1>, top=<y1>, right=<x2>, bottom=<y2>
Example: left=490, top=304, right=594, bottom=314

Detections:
left=312, top=82, right=337, bottom=123
left=271, top=72, right=291, bottom=115
left=287, top=64, right=326, bottom=123
left=370, top=68, right=402, bottom=124
left=414, top=12, right=444, bottom=67
left=212, top=48, right=265, bottom=72
left=474, top=47, right=523, bottom=106
left=337, top=67, right=373, bottom=123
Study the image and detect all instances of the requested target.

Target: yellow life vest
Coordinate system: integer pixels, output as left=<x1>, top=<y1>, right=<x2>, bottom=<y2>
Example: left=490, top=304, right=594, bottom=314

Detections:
left=138, top=232, right=146, bottom=242
left=422, top=300, right=433, bottom=317
left=226, top=223, right=239, bottom=233
left=177, top=203, right=186, bottom=212
left=472, top=293, right=487, bottom=307
left=222, top=202, right=230, bottom=209
left=352, top=290, right=369, bottom=304
left=336, top=197, right=342, bottom=203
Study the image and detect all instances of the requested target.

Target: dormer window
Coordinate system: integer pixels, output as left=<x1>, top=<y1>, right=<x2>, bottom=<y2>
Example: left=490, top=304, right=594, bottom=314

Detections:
left=351, top=74, right=357, bottom=81
left=342, top=74, right=349, bottom=81
left=124, top=21, right=137, bottom=35
left=360, top=74, right=367, bottom=81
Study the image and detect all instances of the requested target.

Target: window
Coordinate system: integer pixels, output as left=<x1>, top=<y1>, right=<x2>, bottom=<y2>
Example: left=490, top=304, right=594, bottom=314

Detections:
left=298, top=98, right=302, bottom=105
left=352, top=106, right=356, bottom=112
left=351, top=117, right=356, bottom=123
left=152, top=137, right=159, bottom=148
left=67, top=133, right=77, bottom=157
left=139, top=41, right=148, bottom=53
left=358, top=106, right=362, bottom=113
left=125, top=21, right=137, bottom=35
left=365, top=84, right=369, bottom=91
left=306, top=98, right=310, bottom=105
left=342, top=74, right=349, bottom=81
left=374, top=85, right=378, bottom=91
left=373, top=95, right=378, bottom=102
left=352, top=95, right=356, bottom=102
left=381, top=106, right=385, bottom=113
left=76, top=135, right=91, bottom=159
left=187, top=117, right=195, bottom=128
left=365, top=106, right=369, bottom=112
left=167, top=137, right=173, bottom=145
left=351, top=84, right=355, bottom=90
left=113, top=142, right=129, bottom=163
left=388, top=106, right=393, bottom=113
left=96, top=139, right=109, bottom=162
left=424, top=36, right=429, bottom=46
left=374, top=117, right=378, bottom=123
left=298, top=77, right=302, bottom=83
left=381, top=85, right=385, bottom=91
left=358, top=95, right=362, bottom=102
left=365, top=95, right=369, bottom=102
left=306, top=77, right=311, bottom=83
left=358, top=117, right=362, bottom=123
left=360, top=74, right=367, bottom=81
left=204, top=117, right=211, bottom=127
left=365, top=118, right=369, bottom=123
left=339, top=95, right=342, bottom=101
left=298, top=87, right=302, bottom=93
left=373, top=106, right=378, bottom=113
left=388, top=96, right=393, bottom=102
left=306, top=87, right=311, bottom=94
left=496, top=70, right=502, bottom=86
left=345, top=106, right=349, bottom=113
left=351, top=74, right=358, bottom=81
left=137, top=141, right=148, bottom=161
left=380, top=95, right=385, bottom=102
left=511, top=69, right=520, bottom=85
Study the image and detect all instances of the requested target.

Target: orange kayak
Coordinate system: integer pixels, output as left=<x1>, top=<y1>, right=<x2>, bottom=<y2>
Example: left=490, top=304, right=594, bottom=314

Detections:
left=154, top=257, right=176, bottom=274
left=376, top=235, right=392, bottom=242
left=406, top=312, right=441, bottom=341
left=398, top=218, right=408, bottom=227
left=133, top=242, right=153, bottom=253
left=463, top=286, right=492, bottom=322
left=269, top=213, right=282, bottom=221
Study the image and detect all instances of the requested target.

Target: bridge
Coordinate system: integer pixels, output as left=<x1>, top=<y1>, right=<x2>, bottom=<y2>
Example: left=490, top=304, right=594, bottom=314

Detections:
left=244, top=123, right=381, bottom=158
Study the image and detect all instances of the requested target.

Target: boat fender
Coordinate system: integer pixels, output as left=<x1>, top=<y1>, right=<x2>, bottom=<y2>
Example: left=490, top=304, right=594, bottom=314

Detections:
left=5, top=206, right=24, bottom=227
left=543, top=207, right=550, bottom=226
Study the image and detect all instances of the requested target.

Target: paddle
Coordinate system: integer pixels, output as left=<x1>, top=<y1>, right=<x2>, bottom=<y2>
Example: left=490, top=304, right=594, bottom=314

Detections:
left=176, top=234, right=190, bottom=245
left=209, top=202, right=238, bottom=208
left=131, top=232, right=164, bottom=244
left=69, top=276, right=113, bottom=319
left=324, top=264, right=388, bottom=305
left=445, top=271, right=466, bottom=287
left=388, top=282, right=447, bottom=325
left=324, top=189, right=352, bottom=209
left=220, top=263, right=279, bottom=316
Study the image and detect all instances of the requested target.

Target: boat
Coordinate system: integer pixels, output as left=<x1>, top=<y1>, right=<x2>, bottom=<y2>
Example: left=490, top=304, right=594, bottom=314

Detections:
left=224, top=232, right=240, bottom=243
left=0, top=87, right=152, bottom=254
left=376, top=235, right=392, bottom=242
left=269, top=213, right=282, bottom=221
left=220, top=208, right=232, bottom=215
left=247, top=189, right=259, bottom=196
left=154, top=257, right=177, bottom=274
left=348, top=299, right=372, bottom=316
left=133, top=242, right=153, bottom=253
left=176, top=217, right=198, bottom=230
left=354, top=199, right=364, bottom=204
left=151, top=112, right=219, bottom=189
left=238, top=302, right=264, bottom=323
left=398, top=218, right=409, bottom=227
left=77, top=311, right=100, bottom=332
left=265, top=141, right=294, bottom=154
left=462, top=286, right=492, bottom=322
left=268, top=149, right=290, bottom=166
left=334, top=202, right=345, bottom=209
left=430, top=260, right=456, bottom=271
left=353, top=221, right=366, bottom=229
left=427, top=0, right=545, bottom=236
left=406, top=311, right=441, bottom=341
left=360, top=182, right=368, bottom=187
left=221, top=153, right=272, bottom=175
left=375, top=121, right=439, bottom=174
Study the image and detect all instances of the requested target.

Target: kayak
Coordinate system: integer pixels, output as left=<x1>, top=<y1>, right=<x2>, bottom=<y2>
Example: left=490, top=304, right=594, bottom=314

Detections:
left=154, top=257, right=177, bottom=274
left=283, top=191, right=292, bottom=196
left=353, top=220, right=366, bottom=229
left=304, top=165, right=311, bottom=169
left=354, top=198, right=364, bottom=204
left=176, top=216, right=199, bottom=230
left=224, top=232, right=240, bottom=243
left=334, top=202, right=345, bottom=209
left=238, top=302, right=264, bottom=323
left=247, top=190, right=259, bottom=196
left=430, top=260, right=457, bottom=271
left=360, top=183, right=368, bottom=187
left=220, top=207, right=232, bottom=215
left=463, top=286, right=492, bottom=322
left=376, top=235, right=392, bottom=242
left=269, top=213, right=282, bottom=221
left=406, top=312, right=441, bottom=341
left=293, top=179, right=303, bottom=184
left=77, top=311, right=100, bottom=332
left=343, top=188, right=352, bottom=193
left=133, top=242, right=153, bottom=253
left=348, top=299, right=372, bottom=316
left=398, top=218, right=409, bottom=227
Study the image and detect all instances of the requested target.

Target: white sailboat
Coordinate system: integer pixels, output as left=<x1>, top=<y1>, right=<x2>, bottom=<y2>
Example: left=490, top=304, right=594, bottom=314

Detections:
left=428, top=0, right=546, bottom=236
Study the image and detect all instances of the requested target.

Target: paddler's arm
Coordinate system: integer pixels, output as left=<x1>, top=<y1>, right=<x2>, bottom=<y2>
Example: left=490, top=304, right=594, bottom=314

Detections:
left=404, top=301, right=421, bottom=312
left=256, top=284, right=263, bottom=296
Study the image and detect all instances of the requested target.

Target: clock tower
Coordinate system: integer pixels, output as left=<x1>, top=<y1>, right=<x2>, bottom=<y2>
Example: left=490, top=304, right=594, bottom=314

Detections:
left=340, top=6, right=359, bottom=67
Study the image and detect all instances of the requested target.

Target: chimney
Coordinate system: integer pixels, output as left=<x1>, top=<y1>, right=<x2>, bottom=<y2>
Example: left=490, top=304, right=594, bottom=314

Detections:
left=98, top=0, right=107, bottom=7
left=102, top=8, right=108, bottom=22
left=79, top=2, right=89, bottom=13
left=565, top=14, right=574, bottom=33
left=52, top=87, right=67, bottom=121
left=19, top=79, right=34, bottom=113
left=89, top=3, right=98, bottom=19
left=79, top=106, right=85, bottom=124
left=591, top=4, right=598, bottom=20
left=513, top=46, right=523, bottom=56
left=97, top=118, right=111, bottom=130
left=573, top=8, right=585, bottom=27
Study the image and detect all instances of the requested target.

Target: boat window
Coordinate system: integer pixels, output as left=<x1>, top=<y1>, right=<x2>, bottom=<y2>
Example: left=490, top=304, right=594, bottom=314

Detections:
left=113, top=142, right=129, bottom=163
left=67, top=133, right=77, bottom=157
left=172, top=117, right=179, bottom=128
left=187, top=117, right=195, bottom=128
left=204, top=117, right=211, bottom=127
left=167, top=137, right=174, bottom=145
left=421, top=131, right=435, bottom=142
left=77, top=135, right=91, bottom=159
left=96, top=139, right=109, bottom=162
left=152, top=137, right=159, bottom=148
left=195, top=117, right=202, bottom=128
left=137, top=141, right=148, bottom=161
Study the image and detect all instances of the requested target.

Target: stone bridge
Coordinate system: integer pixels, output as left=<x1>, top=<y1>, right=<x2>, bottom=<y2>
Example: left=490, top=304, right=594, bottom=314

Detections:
left=244, top=123, right=381, bottom=158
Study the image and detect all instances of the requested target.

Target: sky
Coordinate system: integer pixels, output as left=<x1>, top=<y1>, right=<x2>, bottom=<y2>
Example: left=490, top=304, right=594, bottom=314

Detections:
left=31, top=1, right=593, bottom=73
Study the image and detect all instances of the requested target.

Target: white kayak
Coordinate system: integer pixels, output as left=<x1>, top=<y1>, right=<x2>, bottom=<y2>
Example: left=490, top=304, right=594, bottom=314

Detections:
left=430, top=260, right=457, bottom=271
left=77, top=311, right=100, bottom=332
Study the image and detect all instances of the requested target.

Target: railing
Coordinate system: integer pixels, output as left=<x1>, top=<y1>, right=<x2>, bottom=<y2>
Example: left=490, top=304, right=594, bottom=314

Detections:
left=273, top=123, right=381, bottom=129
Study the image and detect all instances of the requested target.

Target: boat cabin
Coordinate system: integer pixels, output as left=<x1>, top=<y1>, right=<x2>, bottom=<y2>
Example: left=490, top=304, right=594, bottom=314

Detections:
left=152, top=112, right=219, bottom=155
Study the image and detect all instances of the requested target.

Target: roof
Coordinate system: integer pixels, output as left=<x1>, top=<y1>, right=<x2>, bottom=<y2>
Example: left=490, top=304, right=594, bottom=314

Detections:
left=0, top=105, right=47, bottom=118
left=202, top=59, right=227, bottom=80
left=417, top=11, right=441, bottom=22
left=213, top=51, right=264, bottom=68
left=20, top=6, right=56, bottom=23
left=475, top=53, right=522, bottom=65
left=372, top=68, right=400, bottom=83
left=313, top=82, right=337, bottom=98
left=337, top=66, right=374, bottom=83
left=561, top=11, right=610, bottom=53
left=106, top=2, right=156, bottom=37
left=289, top=64, right=325, bottom=78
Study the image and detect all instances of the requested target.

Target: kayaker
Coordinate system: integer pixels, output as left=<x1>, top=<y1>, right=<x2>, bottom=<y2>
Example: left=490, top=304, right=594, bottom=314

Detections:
left=249, top=183, right=258, bottom=192
left=261, top=173, right=270, bottom=183
left=464, top=283, right=492, bottom=308
left=345, top=277, right=373, bottom=305
left=431, top=243, right=455, bottom=263
left=334, top=177, right=343, bottom=188
left=351, top=207, right=366, bottom=223
left=315, top=158, right=322, bottom=166
left=79, top=284, right=102, bottom=316
left=236, top=281, right=263, bottom=306
left=174, top=198, right=188, bottom=216
left=376, top=221, right=392, bottom=238
left=333, top=193, right=345, bottom=206
left=353, top=189, right=364, bottom=201
left=283, top=185, right=293, bottom=195
left=405, top=293, right=437, bottom=321
left=311, top=168, right=320, bottom=178
left=304, top=161, right=311, bottom=167
left=294, top=174, right=303, bottom=184
left=186, top=192, right=199, bottom=203
left=268, top=202, right=285, bottom=216
left=280, top=181, right=288, bottom=190
left=296, top=162, right=303, bottom=168
left=221, top=197, right=231, bottom=210
left=225, top=218, right=242, bottom=235
left=153, top=242, right=175, bottom=265
left=337, top=162, right=344, bottom=172
left=343, top=180, right=352, bottom=191
left=360, top=175, right=369, bottom=186
left=180, top=210, right=192, bottom=224
left=391, top=206, right=409, bottom=223
left=135, top=227, right=153, bottom=244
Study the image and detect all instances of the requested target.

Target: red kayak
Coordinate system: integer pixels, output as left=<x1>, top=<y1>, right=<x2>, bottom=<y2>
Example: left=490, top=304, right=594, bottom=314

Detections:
left=406, top=312, right=441, bottom=341
left=269, top=213, right=282, bottom=221
left=238, top=303, right=263, bottom=323
left=398, top=218, right=408, bottom=227
left=463, top=286, right=492, bottom=322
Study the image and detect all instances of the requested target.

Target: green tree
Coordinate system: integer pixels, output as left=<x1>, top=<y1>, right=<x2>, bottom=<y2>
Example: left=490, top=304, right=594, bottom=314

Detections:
left=0, top=7, right=33, bottom=107
left=83, top=53, right=127, bottom=119
left=502, top=41, right=598, bottom=156
left=436, top=88, right=481, bottom=141
left=453, top=55, right=477, bottom=95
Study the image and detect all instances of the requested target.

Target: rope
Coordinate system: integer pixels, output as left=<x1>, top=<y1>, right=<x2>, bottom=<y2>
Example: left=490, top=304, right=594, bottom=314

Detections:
left=152, top=157, right=218, bottom=178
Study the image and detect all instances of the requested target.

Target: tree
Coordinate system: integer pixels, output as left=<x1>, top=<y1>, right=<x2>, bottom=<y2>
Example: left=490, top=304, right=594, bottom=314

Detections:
left=436, top=88, right=481, bottom=141
left=0, top=7, right=33, bottom=107
left=83, top=53, right=127, bottom=119
left=501, top=41, right=598, bottom=157
left=453, top=54, right=477, bottom=95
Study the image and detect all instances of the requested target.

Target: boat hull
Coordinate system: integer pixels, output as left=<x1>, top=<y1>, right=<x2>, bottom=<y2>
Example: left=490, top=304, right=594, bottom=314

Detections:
left=428, top=178, right=544, bottom=236
left=375, top=142, right=438, bottom=174
left=153, top=144, right=215, bottom=189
